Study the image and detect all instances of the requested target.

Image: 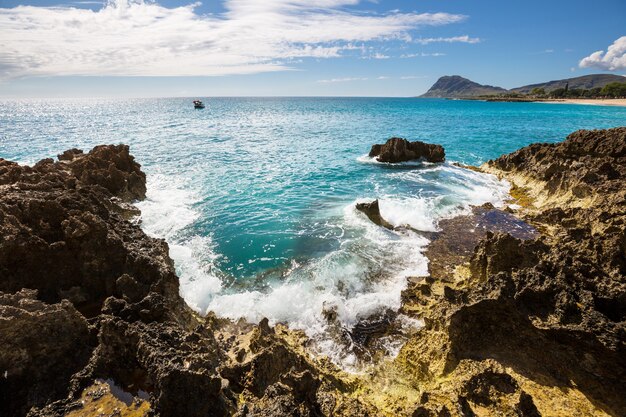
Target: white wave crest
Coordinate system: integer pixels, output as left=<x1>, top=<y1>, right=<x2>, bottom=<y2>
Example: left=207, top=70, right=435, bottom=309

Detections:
left=135, top=174, right=222, bottom=313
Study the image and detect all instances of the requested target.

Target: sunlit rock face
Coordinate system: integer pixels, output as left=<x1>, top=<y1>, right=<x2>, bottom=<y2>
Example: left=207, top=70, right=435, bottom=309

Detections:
left=369, top=138, right=445, bottom=163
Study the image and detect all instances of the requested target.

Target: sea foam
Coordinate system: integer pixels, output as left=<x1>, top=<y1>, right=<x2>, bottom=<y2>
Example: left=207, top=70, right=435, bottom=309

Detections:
left=135, top=174, right=223, bottom=313
left=137, top=163, right=509, bottom=368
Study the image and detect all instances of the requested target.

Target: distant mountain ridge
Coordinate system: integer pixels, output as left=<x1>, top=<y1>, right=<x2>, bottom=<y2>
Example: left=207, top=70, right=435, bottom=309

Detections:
left=420, top=75, right=507, bottom=98
left=421, top=74, right=626, bottom=98
left=511, top=74, right=626, bottom=94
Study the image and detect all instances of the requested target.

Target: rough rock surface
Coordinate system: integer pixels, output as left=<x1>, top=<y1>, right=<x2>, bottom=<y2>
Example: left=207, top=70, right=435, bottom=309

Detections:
left=483, top=127, right=626, bottom=209
left=0, top=146, right=378, bottom=417
left=398, top=127, right=626, bottom=416
left=355, top=199, right=394, bottom=229
left=369, top=138, right=445, bottom=163
left=0, top=144, right=176, bottom=318
left=0, top=290, right=92, bottom=416
left=422, top=204, right=537, bottom=281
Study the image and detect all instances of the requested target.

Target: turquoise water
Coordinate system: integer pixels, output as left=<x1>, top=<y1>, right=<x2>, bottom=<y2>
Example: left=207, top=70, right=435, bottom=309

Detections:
left=1, top=97, right=624, bottom=365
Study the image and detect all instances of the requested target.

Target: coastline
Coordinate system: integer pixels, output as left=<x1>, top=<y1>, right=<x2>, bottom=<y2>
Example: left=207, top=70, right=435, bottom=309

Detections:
left=540, top=98, right=626, bottom=107
left=462, top=96, right=626, bottom=107
left=1, top=128, right=625, bottom=416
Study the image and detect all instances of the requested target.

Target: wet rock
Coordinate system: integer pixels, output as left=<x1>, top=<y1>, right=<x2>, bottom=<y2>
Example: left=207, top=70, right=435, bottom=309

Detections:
left=418, top=205, right=537, bottom=282
left=369, top=138, right=445, bottom=163
left=355, top=199, right=394, bottom=229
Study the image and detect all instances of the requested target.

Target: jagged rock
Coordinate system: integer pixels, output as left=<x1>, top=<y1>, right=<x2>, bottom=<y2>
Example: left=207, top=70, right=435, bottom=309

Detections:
left=355, top=199, right=394, bottom=229
left=0, top=145, right=179, bottom=318
left=484, top=127, right=626, bottom=209
left=399, top=127, right=626, bottom=416
left=57, top=148, right=83, bottom=161
left=468, top=232, right=542, bottom=281
left=68, top=144, right=146, bottom=202
left=7, top=127, right=624, bottom=417
left=369, top=138, right=445, bottom=163
left=0, top=290, right=92, bottom=416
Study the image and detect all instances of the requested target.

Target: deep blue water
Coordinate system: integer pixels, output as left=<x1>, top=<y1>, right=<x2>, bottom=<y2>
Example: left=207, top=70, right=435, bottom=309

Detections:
left=1, top=97, right=624, bottom=365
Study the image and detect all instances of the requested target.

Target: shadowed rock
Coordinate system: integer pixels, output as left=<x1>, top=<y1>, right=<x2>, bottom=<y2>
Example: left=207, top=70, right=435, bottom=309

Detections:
left=369, top=138, right=445, bottom=163
left=0, top=144, right=173, bottom=317
left=0, top=290, right=92, bottom=416
left=355, top=199, right=394, bottom=229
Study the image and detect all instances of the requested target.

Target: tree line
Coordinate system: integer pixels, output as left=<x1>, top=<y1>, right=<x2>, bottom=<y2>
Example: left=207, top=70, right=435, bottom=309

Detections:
left=529, top=82, right=626, bottom=99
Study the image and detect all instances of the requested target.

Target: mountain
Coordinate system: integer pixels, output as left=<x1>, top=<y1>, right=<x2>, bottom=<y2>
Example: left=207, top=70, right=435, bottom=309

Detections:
left=511, top=74, right=626, bottom=93
left=421, top=74, right=626, bottom=98
left=420, top=75, right=507, bottom=98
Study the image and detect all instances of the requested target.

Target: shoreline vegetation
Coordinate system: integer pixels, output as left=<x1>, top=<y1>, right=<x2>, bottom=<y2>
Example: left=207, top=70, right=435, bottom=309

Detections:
left=451, top=81, right=626, bottom=106
left=460, top=97, right=626, bottom=106
left=1, top=128, right=625, bottom=416
left=421, top=74, right=626, bottom=107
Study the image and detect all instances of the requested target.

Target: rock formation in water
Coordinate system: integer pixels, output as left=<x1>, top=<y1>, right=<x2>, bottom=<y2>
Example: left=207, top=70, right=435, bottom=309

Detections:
left=369, top=138, right=445, bottom=163
left=355, top=199, right=394, bottom=230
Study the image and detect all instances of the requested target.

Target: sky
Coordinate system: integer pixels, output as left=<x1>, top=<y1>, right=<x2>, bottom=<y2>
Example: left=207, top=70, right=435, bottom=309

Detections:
left=0, top=0, right=625, bottom=98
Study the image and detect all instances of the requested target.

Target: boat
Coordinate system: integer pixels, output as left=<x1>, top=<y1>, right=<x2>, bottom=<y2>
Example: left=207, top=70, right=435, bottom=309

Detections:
left=193, top=100, right=205, bottom=109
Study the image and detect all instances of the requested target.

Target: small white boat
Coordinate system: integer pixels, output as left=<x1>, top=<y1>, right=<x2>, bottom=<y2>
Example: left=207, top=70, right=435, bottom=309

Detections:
left=193, top=100, right=205, bottom=109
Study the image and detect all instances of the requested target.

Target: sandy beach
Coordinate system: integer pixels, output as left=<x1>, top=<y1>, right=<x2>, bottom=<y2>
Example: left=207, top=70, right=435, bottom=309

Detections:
left=544, top=98, right=626, bottom=107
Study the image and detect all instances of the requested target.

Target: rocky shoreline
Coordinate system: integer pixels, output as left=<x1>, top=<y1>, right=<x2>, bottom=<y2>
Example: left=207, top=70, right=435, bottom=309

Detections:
left=1, top=128, right=625, bottom=416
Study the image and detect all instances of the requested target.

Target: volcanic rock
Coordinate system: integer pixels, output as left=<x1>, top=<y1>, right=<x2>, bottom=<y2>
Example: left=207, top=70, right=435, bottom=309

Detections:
left=0, top=290, right=92, bottom=416
left=399, top=127, right=626, bottom=416
left=0, top=144, right=176, bottom=318
left=369, top=138, right=445, bottom=163
left=355, top=199, right=394, bottom=229
left=4, top=127, right=624, bottom=416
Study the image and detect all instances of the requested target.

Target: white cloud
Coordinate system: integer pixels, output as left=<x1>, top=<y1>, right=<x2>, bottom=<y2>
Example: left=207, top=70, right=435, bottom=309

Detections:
left=579, top=36, right=626, bottom=71
left=318, top=75, right=425, bottom=82
left=317, top=77, right=368, bottom=83
left=0, top=0, right=466, bottom=79
left=400, top=52, right=446, bottom=58
left=414, top=35, right=480, bottom=45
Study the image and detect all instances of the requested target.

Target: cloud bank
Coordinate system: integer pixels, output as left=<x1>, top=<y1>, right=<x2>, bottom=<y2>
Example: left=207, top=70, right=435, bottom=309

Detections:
left=414, top=35, right=481, bottom=45
left=317, top=75, right=425, bottom=83
left=0, top=0, right=466, bottom=78
left=579, top=36, right=626, bottom=71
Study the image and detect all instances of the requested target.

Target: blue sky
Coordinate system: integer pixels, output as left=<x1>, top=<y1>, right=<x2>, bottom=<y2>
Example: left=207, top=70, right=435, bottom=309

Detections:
left=0, top=0, right=625, bottom=97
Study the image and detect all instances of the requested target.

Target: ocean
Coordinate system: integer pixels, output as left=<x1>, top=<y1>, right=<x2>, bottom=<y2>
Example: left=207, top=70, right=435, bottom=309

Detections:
left=2, top=97, right=625, bottom=366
